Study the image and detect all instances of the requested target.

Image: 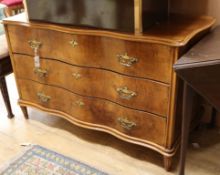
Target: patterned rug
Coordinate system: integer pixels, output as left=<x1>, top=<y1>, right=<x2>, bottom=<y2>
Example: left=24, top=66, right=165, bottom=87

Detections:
left=0, top=145, right=108, bottom=175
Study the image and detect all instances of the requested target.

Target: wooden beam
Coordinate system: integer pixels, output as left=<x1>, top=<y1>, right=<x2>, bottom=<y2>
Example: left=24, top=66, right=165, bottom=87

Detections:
left=23, top=0, right=29, bottom=20
left=134, top=0, right=143, bottom=35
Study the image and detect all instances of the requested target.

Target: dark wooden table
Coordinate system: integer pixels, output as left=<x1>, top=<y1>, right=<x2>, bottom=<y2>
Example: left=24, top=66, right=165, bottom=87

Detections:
left=174, top=26, right=220, bottom=175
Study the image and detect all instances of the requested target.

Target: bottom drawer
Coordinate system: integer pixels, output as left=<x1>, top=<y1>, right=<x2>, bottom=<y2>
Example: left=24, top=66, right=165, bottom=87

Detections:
left=18, top=79, right=167, bottom=146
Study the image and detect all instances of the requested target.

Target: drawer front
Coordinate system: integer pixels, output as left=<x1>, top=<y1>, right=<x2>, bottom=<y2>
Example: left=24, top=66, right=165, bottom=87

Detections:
left=8, top=25, right=173, bottom=83
left=14, top=54, right=170, bottom=117
left=18, top=79, right=167, bottom=146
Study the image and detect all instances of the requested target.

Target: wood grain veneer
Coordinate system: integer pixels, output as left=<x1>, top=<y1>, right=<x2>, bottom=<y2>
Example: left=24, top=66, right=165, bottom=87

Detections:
left=13, top=54, right=169, bottom=116
left=18, top=79, right=167, bottom=147
left=8, top=25, right=174, bottom=83
left=3, top=13, right=215, bottom=171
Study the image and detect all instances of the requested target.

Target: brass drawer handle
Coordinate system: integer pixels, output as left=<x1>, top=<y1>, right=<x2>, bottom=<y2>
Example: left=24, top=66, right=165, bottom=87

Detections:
left=75, top=100, right=85, bottom=107
left=69, top=39, right=78, bottom=47
left=116, top=87, right=137, bottom=100
left=34, top=68, right=48, bottom=78
left=72, top=73, right=82, bottom=80
left=117, top=53, right=138, bottom=67
left=37, top=92, right=51, bottom=103
left=28, top=40, right=42, bottom=50
left=117, top=117, right=137, bottom=130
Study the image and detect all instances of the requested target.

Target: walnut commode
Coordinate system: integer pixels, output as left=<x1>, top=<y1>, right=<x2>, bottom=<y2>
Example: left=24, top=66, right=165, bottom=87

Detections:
left=3, top=13, right=215, bottom=170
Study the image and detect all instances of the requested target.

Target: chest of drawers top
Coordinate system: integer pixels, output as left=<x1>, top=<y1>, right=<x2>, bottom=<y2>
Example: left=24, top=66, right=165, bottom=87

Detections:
left=3, top=13, right=215, bottom=46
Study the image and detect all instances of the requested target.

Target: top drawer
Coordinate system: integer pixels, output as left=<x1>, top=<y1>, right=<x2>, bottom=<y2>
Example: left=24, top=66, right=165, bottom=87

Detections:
left=7, top=25, right=174, bottom=83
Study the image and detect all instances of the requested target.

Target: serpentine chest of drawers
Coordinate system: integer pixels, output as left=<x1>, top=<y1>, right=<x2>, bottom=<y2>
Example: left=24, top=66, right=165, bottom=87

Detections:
left=3, top=13, right=215, bottom=170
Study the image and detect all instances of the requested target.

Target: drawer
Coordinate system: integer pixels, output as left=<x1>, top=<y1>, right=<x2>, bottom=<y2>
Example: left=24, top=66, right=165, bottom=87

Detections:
left=8, top=25, right=173, bottom=83
left=14, top=54, right=170, bottom=117
left=18, top=79, right=167, bottom=146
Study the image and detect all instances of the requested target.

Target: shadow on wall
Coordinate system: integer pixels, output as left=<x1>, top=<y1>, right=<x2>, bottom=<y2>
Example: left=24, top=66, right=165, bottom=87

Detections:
left=171, top=0, right=220, bottom=25
left=171, top=0, right=208, bottom=15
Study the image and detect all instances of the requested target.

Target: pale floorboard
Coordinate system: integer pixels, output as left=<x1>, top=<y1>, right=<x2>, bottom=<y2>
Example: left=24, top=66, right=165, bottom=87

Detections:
left=0, top=74, right=220, bottom=175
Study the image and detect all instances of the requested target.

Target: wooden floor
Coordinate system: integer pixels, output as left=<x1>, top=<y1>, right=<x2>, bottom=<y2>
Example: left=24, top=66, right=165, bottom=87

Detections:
left=0, top=74, right=220, bottom=175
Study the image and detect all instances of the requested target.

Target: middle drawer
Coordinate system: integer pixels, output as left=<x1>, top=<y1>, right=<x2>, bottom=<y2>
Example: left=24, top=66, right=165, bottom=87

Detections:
left=13, top=54, right=170, bottom=117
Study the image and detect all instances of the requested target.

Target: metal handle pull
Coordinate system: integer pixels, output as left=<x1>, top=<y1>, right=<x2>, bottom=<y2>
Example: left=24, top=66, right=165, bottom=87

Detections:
left=117, top=53, right=138, bottom=67
left=117, top=117, right=137, bottom=130
left=72, top=73, right=82, bottom=80
left=28, top=40, right=42, bottom=50
left=34, top=68, right=48, bottom=78
left=116, top=87, right=137, bottom=100
left=69, top=39, right=78, bottom=47
left=37, top=92, right=51, bottom=103
left=75, top=100, right=85, bottom=107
